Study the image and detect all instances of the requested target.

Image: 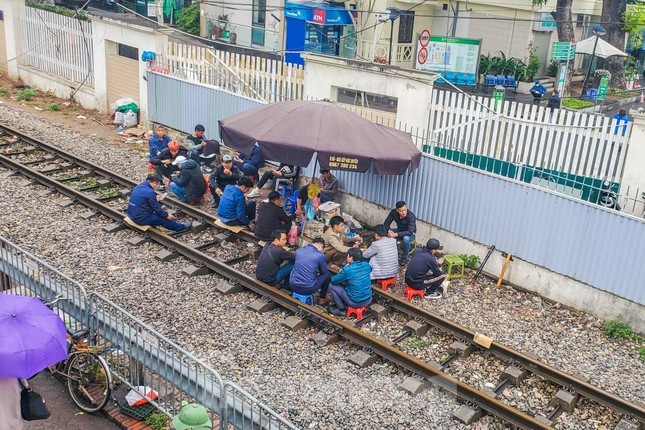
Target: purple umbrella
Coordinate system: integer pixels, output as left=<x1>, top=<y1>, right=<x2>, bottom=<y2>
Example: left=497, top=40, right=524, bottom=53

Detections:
left=219, top=100, right=422, bottom=175
left=0, top=295, right=68, bottom=378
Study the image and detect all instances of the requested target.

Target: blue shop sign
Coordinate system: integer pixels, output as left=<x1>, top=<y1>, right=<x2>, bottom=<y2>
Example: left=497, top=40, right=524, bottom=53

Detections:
left=285, top=2, right=353, bottom=25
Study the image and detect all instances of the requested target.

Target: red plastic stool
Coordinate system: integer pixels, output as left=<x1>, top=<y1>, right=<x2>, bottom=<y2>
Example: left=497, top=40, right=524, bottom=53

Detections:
left=377, top=278, right=397, bottom=291
left=346, top=306, right=366, bottom=319
left=404, top=286, right=425, bottom=301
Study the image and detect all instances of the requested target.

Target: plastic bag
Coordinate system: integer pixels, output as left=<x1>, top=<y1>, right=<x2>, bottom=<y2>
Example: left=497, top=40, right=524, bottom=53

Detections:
left=110, top=98, right=138, bottom=113
left=122, top=110, right=137, bottom=128
left=113, top=111, right=124, bottom=125
left=342, top=213, right=362, bottom=229
left=125, top=386, right=158, bottom=407
left=304, top=199, right=315, bottom=221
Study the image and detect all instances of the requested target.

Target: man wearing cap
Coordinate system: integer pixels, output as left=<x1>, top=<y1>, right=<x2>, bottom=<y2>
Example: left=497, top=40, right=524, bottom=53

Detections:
left=127, top=174, right=192, bottom=232
left=233, top=143, right=264, bottom=179
left=169, top=156, right=207, bottom=205
left=217, top=177, right=256, bottom=228
left=209, top=154, right=241, bottom=208
left=404, top=238, right=448, bottom=300
left=150, top=140, right=190, bottom=183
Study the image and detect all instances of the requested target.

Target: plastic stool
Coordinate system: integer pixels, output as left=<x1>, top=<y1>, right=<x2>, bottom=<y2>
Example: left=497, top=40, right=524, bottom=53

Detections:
left=292, top=292, right=314, bottom=306
left=284, top=189, right=299, bottom=214
left=377, top=278, right=397, bottom=291
left=275, top=178, right=295, bottom=199
left=346, top=306, right=366, bottom=319
left=404, top=286, right=425, bottom=301
left=443, top=254, right=464, bottom=280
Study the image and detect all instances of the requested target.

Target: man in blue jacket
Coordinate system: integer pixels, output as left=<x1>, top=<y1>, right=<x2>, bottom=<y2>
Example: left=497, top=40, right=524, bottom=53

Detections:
left=530, top=80, right=547, bottom=103
left=148, top=126, right=171, bottom=160
left=289, top=237, right=331, bottom=305
left=127, top=175, right=192, bottom=232
left=233, top=143, right=264, bottom=179
left=217, top=177, right=256, bottom=227
left=328, top=248, right=373, bottom=316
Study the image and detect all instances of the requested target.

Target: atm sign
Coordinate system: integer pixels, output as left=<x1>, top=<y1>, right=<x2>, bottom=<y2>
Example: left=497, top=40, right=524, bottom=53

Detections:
left=313, top=8, right=326, bottom=24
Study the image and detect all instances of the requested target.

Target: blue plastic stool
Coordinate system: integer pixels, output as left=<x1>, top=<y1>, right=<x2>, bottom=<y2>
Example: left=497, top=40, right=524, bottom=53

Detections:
left=284, top=189, right=299, bottom=214
left=275, top=178, right=295, bottom=199
left=292, top=292, right=314, bottom=306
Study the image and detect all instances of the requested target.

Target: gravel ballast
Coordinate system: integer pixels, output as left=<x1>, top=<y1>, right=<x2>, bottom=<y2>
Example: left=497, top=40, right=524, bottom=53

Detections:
left=0, top=104, right=643, bottom=428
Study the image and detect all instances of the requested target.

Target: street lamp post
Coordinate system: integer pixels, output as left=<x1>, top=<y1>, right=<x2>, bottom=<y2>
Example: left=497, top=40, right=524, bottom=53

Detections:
left=386, top=7, right=403, bottom=65
left=580, top=24, right=607, bottom=99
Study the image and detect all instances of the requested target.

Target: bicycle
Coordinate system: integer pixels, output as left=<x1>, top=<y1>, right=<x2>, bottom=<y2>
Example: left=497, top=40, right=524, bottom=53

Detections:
left=42, top=294, right=119, bottom=413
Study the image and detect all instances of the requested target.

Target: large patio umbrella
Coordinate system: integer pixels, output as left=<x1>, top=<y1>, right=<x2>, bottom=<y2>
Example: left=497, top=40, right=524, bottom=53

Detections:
left=218, top=100, right=422, bottom=175
left=575, top=36, right=629, bottom=59
left=0, top=295, right=68, bottom=378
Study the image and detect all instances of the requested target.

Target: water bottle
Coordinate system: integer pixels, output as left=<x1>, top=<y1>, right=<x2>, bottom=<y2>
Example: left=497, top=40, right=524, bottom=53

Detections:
left=288, top=222, right=298, bottom=246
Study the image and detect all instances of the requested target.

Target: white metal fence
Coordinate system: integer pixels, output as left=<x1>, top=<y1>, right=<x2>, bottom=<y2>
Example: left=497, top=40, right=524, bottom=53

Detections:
left=20, top=7, right=94, bottom=87
left=0, top=236, right=297, bottom=429
left=428, top=90, right=631, bottom=182
left=159, top=42, right=304, bottom=103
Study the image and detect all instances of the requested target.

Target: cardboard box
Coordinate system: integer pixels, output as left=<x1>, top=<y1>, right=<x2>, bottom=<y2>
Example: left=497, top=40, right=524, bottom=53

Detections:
left=318, top=201, right=341, bottom=220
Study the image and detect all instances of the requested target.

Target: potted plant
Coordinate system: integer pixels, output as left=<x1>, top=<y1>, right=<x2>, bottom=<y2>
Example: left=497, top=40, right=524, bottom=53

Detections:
left=594, top=69, right=611, bottom=88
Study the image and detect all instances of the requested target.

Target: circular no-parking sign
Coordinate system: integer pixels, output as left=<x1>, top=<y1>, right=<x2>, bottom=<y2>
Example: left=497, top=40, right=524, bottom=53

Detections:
left=419, top=29, right=431, bottom=47
left=418, top=47, right=428, bottom=65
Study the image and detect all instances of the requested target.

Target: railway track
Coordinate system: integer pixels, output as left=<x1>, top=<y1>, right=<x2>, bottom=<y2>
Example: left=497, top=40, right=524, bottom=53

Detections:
left=0, top=124, right=643, bottom=429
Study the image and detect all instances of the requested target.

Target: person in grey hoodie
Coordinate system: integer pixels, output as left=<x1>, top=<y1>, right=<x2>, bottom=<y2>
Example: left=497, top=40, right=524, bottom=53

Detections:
left=363, top=224, right=399, bottom=280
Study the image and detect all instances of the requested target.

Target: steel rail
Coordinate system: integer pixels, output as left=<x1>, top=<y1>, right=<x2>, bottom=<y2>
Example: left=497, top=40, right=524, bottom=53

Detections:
left=0, top=152, right=552, bottom=429
left=0, top=124, right=259, bottom=243
left=2, top=124, right=643, bottom=425
left=379, top=290, right=645, bottom=422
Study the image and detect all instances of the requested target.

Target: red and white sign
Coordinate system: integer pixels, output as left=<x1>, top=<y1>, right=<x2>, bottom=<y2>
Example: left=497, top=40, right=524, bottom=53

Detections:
left=419, top=29, right=431, bottom=47
left=313, top=8, right=326, bottom=24
left=417, top=47, right=428, bottom=65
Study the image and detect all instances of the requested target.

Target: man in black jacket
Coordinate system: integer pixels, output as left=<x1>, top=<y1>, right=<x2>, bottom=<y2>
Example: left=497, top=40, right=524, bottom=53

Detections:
left=254, top=191, right=296, bottom=241
left=384, top=200, right=417, bottom=266
left=255, top=230, right=295, bottom=289
left=150, top=141, right=190, bottom=182
left=247, top=163, right=299, bottom=198
left=405, top=238, right=447, bottom=300
left=169, top=156, right=207, bottom=205
left=209, top=154, right=241, bottom=208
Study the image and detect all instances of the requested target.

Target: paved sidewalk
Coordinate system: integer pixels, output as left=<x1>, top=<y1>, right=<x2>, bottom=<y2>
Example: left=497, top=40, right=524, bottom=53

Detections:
left=24, top=371, right=118, bottom=430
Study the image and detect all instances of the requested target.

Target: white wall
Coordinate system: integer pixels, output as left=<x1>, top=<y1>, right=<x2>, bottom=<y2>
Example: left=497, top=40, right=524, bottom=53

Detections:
left=620, top=112, right=645, bottom=217
left=90, top=15, right=165, bottom=117
left=0, top=0, right=167, bottom=117
left=302, top=53, right=436, bottom=132
left=0, top=0, right=20, bottom=77
left=201, top=1, right=282, bottom=51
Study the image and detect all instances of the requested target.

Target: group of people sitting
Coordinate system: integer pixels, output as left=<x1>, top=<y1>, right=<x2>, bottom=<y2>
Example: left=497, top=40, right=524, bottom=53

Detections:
left=254, top=202, right=447, bottom=316
left=138, top=123, right=448, bottom=312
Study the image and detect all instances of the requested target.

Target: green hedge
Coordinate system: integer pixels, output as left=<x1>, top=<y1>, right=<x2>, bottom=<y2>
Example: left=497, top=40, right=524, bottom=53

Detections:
left=561, top=98, right=594, bottom=109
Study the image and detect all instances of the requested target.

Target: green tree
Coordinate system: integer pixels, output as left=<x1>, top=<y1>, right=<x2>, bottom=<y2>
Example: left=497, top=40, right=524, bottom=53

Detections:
left=623, top=3, right=645, bottom=50
left=176, top=3, right=200, bottom=36
left=601, top=0, right=628, bottom=89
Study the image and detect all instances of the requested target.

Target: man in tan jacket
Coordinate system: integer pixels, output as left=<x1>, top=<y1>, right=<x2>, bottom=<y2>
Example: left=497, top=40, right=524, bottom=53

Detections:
left=322, top=216, right=362, bottom=263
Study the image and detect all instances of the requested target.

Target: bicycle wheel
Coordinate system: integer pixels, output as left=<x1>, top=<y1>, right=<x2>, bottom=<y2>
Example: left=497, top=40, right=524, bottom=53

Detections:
left=66, top=352, right=112, bottom=413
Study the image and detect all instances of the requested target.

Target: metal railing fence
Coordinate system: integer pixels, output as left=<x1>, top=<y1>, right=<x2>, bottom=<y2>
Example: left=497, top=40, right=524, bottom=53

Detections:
left=0, top=236, right=297, bottom=430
